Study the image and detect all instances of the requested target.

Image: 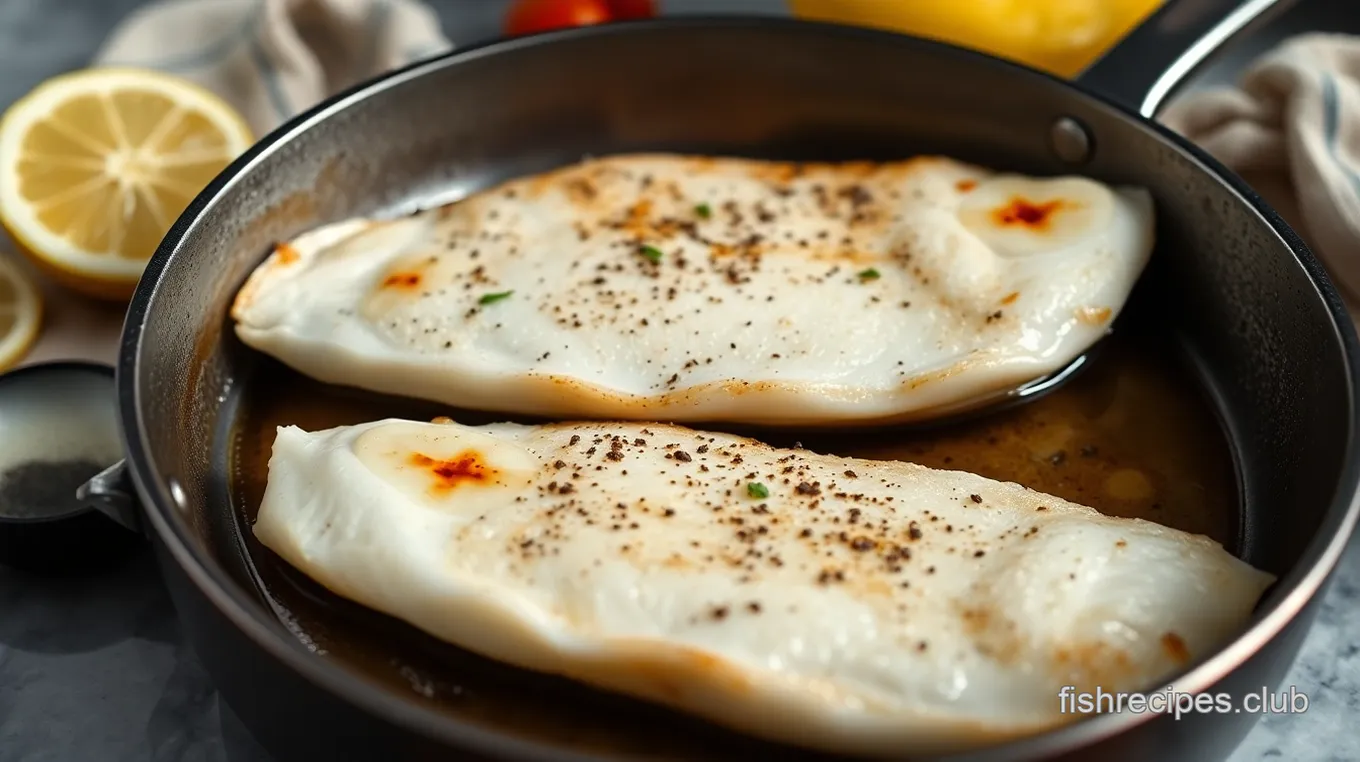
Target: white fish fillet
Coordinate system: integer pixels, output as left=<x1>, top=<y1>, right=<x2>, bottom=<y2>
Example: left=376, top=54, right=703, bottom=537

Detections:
left=253, top=418, right=1273, bottom=756
left=231, top=154, right=1154, bottom=426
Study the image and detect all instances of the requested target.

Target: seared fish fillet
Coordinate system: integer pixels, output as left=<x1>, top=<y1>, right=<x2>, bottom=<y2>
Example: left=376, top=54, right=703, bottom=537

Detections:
left=253, top=418, right=1273, bottom=756
left=231, top=154, right=1154, bottom=426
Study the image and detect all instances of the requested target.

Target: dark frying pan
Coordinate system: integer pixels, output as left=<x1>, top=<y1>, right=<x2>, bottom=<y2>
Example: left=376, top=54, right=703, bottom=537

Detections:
left=70, top=0, right=1360, bottom=759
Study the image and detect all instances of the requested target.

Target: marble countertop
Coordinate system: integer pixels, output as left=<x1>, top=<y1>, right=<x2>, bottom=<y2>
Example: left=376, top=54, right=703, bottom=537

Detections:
left=2, top=1, right=1359, bottom=760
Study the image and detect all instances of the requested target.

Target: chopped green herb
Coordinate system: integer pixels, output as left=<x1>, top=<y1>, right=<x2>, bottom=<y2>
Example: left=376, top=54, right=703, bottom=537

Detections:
left=639, top=245, right=664, bottom=263
left=478, top=290, right=514, bottom=305
left=694, top=203, right=712, bottom=219
left=747, top=482, right=770, bottom=499
left=857, top=268, right=881, bottom=281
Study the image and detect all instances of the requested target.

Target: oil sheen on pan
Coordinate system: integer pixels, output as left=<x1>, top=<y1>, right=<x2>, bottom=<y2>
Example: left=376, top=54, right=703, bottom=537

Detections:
left=230, top=326, right=1249, bottom=759
left=229, top=153, right=1154, bottom=426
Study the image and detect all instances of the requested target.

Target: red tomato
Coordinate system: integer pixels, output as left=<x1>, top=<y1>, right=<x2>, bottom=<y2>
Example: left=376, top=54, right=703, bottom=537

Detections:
left=505, top=0, right=613, bottom=36
left=606, top=0, right=658, bottom=19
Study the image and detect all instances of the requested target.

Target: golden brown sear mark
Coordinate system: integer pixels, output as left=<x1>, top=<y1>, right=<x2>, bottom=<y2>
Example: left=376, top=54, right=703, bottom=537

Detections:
left=993, top=197, right=1067, bottom=230
left=1053, top=641, right=1135, bottom=689
left=409, top=451, right=497, bottom=491
left=565, top=177, right=598, bottom=204
left=382, top=272, right=423, bottom=289
left=274, top=242, right=300, bottom=264
left=1076, top=306, right=1113, bottom=326
left=749, top=161, right=805, bottom=185
left=956, top=179, right=978, bottom=193
left=624, top=200, right=652, bottom=231
left=1160, top=632, right=1190, bottom=664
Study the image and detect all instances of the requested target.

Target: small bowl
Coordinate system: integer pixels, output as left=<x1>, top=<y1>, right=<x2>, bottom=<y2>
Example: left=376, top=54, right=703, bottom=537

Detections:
left=0, top=361, right=141, bottom=573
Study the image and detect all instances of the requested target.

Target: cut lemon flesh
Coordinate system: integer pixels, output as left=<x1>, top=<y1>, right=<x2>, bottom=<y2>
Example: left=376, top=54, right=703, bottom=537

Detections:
left=0, top=67, right=253, bottom=301
left=0, top=253, right=43, bottom=372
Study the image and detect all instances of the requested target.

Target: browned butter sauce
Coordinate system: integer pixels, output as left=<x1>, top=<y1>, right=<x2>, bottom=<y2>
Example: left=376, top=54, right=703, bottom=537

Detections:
left=230, top=328, right=1237, bottom=759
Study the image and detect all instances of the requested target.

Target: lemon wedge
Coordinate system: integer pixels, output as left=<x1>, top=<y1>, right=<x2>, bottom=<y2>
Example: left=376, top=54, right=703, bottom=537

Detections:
left=0, top=253, right=42, bottom=372
left=0, top=67, right=253, bottom=301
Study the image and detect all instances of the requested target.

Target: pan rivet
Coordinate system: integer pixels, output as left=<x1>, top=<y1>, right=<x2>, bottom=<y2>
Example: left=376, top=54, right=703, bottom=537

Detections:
left=168, top=478, right=188, bottom=512
left=1050, top=117, right=1093, bottom=165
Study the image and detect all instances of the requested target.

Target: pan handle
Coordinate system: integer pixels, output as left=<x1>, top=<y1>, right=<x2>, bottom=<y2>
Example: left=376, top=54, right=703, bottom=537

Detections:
left=1075, top=0, right=1300, bottom=118
left=77, top=459, right=145, bottom=536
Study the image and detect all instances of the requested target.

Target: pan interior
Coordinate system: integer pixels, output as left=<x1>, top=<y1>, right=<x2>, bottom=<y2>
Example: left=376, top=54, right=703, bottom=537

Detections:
left=139, top=20, right=1354, bottom=761
left=212, top=295, right=1240, bottom=759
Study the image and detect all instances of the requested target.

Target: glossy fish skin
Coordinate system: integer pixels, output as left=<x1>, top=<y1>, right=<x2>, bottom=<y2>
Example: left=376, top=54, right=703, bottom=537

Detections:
left=253, top=418, right=1274, bottom=756
left=231, top=154, right=1155, bottom=426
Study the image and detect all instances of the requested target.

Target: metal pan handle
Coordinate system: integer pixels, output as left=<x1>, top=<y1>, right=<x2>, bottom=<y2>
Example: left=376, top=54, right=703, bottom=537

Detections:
left=77, top=460, right=144, bottom=536
left=1076, top=0, right=1300, bottom=118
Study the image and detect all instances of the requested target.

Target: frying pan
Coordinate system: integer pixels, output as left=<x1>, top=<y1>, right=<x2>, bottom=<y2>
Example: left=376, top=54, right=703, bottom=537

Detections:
left=71, top=0, right=1360, bottom=759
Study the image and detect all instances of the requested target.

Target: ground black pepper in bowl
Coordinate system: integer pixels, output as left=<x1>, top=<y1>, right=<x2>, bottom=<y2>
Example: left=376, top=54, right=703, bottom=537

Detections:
left=0, top=458, right=107, bottom=521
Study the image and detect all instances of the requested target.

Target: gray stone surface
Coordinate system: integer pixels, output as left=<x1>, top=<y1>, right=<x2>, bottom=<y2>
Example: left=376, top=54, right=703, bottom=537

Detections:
left=1, top=1, right=1358, bottom=760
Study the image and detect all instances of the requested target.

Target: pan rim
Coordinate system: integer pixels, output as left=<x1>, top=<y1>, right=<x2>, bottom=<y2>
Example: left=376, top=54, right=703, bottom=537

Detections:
left=116, top=16, right=1360, bottom=761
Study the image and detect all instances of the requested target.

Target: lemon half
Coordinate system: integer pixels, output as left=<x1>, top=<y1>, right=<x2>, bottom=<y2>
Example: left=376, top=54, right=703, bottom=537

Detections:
left=0, top=67, right=253, bottom=301
left=0, top=253, right=42, bottom=372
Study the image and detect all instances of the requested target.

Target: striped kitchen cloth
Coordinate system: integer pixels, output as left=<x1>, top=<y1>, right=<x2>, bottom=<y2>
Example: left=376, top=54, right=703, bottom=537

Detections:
left=1160, top=33, right=1360, bottom=306
left=93, top=0, right=453, bottom=138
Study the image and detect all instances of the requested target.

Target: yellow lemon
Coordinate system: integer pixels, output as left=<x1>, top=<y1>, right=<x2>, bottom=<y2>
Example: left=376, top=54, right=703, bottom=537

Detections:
left=0, top=253, right=42, bottom=372
left=789, top=0, right=1165, bottom=78
left=0, top=67, right=253, bottom=301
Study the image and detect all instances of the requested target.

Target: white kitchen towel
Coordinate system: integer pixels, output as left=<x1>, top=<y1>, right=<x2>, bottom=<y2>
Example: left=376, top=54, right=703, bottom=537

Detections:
left=1160, top=33, right=1360, bottom=304
left=93, top=0, right=453, bottom=138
